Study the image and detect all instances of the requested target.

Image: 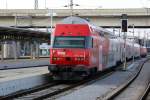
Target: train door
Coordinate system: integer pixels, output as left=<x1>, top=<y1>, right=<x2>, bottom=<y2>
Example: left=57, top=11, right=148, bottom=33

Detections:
left=107, top=39, right=116, bottom=68
left=91, top=35, right=99, bottom=68
left=111, top=40, right=116, bottom=66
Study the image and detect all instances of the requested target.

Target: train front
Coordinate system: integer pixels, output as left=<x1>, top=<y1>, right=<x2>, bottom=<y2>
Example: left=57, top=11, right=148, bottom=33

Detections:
left=49, top=17, right=93, bottom=80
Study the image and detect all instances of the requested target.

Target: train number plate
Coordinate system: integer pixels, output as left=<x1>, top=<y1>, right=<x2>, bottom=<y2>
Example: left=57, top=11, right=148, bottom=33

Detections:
left=57, top=51, right=66, bottom=55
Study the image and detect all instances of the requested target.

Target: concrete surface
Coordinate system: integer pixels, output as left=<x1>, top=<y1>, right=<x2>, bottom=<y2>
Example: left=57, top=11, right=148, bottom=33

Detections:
left=56, top=60, right=142, bottom=100
left=115, top=60, right=150, bottom=100
left=0, top=58, right=50, bottom=69
left=0, top=66, right=50, bottom=96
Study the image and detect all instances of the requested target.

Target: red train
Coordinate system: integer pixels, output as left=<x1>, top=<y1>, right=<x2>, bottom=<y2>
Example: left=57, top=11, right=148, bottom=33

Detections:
left=49, top=16, right=147, bottom=80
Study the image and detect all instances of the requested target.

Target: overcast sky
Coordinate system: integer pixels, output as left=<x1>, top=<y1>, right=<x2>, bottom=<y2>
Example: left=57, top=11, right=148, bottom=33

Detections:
left=0, top=0, right=150, bottom=9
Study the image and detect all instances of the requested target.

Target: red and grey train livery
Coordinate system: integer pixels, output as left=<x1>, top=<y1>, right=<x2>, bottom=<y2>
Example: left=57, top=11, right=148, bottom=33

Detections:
left=49, top=16, right=147, bottom=80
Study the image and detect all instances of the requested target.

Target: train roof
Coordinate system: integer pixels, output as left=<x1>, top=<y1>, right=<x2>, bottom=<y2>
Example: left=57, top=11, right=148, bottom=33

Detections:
left=60, top=16, right=115, bottom=36
left=61, top=16, right=90, bottom=24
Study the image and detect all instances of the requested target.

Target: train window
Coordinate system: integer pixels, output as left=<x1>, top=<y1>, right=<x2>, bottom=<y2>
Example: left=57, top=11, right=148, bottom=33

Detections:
left=53, top=36, right=85, bottom=48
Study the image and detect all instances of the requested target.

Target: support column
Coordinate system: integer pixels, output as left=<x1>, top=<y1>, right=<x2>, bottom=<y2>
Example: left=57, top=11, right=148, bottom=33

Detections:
left=22, top=41, right=26, bottom=56
left=3, top=41, right=8, bottom=58
left=25, top=41, right=30, bottom=56
left=1, top=43, right=4, bottom=61
left=35, top=41, right=40, bottom=59
left=16, top=41, right=21, bottom=58
left=12, top=41, right=17, bottom=60
left=33, top=41, right=36, bottom=59
left=30, top=42, right=33, bottom=59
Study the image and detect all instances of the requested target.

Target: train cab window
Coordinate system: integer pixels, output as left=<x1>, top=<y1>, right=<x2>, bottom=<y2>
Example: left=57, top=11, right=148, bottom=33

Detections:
left=53, top=36, right=85, bottom=48
left=86, top=37, right=93, bottom=48
left=53, top=36, right=93, bottom=48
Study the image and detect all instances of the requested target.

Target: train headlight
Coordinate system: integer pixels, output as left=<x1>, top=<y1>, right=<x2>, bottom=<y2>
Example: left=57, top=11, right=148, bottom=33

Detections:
left=76, top=57, right=84, bottom=61
left=53, top=57, right=56, bottom=60
left=53, top=57, right=59, bottom=60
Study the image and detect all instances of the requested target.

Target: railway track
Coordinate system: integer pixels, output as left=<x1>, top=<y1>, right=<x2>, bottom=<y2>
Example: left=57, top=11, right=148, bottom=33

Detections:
left=1, top=56, right=49, bottom=60
left=100, top=58, right=149, bottom=100
left=140, top=82, right=150, bottom=100
left=0, top=67, right=117, bottom=100
left=0, top=59, right=135, bottom=100
left=0, top=82, right=59, bottom=100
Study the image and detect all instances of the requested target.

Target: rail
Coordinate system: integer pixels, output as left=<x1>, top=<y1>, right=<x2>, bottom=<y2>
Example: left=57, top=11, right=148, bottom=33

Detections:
left=101, top=58, right=149, bottom=100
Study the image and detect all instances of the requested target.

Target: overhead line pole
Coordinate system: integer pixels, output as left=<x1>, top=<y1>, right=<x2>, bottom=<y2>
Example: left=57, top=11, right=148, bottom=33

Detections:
left=132, top=24, right=135, bottom=63
left=34, top=0, right=38, bottom=9
left=70, top=0, right=73, bottom=17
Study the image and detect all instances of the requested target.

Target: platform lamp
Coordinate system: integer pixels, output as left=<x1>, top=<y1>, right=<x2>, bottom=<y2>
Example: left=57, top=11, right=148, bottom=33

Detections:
left=121, top=14, right=128, bottom=71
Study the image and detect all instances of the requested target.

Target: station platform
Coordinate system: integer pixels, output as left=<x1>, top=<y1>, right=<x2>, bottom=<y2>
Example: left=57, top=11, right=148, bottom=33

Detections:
left=0, top=66, right=50, bottom=96
left=0, top=66, right=49, bottom=82
left=0, top=58, right=50, bottom=69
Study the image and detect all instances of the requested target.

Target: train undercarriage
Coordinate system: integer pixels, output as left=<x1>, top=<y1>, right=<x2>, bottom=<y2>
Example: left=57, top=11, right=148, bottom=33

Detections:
left=48, top=65, right=97, bottom=80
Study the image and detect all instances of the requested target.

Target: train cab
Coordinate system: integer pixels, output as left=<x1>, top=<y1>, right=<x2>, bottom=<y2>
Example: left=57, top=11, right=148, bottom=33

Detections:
left=49, top=17, right=100, bottom=79
left=50, top=24, right=92, bottom=67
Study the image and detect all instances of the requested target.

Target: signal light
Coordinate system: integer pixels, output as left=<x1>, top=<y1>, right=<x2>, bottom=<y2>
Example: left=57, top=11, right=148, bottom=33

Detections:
left=121, top=14, right=128, bottom=32
left=121, top=19, right=128, bottom=32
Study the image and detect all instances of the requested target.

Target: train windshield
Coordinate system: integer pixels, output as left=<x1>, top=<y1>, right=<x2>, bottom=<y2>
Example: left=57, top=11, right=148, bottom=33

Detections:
left=53, top=36, right=85, bottom=48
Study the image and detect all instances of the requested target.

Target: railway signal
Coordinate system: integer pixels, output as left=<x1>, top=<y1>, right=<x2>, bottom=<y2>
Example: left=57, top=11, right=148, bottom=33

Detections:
left=121, top=14, right=128, bottom=71
left=121, top=14, right=128, bottom=32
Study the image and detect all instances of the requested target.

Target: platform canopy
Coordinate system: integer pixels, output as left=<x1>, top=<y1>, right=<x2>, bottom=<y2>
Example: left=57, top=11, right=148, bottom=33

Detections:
left=0, top=26, right=49, bottom=42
